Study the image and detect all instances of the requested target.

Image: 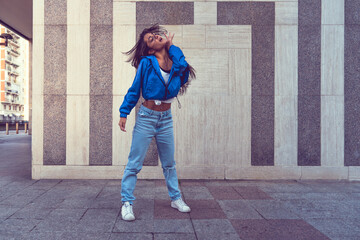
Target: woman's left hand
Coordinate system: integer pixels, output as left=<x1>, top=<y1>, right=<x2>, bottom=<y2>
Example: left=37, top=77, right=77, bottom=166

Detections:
left=164, top=32, right=174, bottom=50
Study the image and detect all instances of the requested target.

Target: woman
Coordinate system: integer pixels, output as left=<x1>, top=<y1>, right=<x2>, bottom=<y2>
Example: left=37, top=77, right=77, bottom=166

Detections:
left=118, top=24, right=195, bottom=221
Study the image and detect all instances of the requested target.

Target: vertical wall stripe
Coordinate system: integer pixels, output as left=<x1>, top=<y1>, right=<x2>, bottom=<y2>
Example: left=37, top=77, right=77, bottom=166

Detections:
left=344, top=0, right=360, bottom=166
left=113, top=2, right=136, bottom=166
left=218, top=2, right=275, bottom=166
left=136, top=2, right=194, bottom=166
left=321, top=0, right=344, bottom=166
left=298, top=0, right=321, bottom=166
left=43, top=0, right=67, bottom=165
left=89, top=0, right=113, bottom=165
left=274, top=2, right=298, bottom=166
left=32, top=0, right=44, bottom=167
left=66, top=0, right=90, bottom=166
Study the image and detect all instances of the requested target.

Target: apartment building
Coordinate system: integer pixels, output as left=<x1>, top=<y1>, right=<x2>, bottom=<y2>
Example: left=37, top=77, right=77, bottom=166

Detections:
left=0, top=24, right=28, bottom=123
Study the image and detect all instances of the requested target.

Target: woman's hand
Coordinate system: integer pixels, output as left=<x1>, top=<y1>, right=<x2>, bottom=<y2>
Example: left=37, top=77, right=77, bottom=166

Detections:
left=119, top=117, right=127, bottom=132
left=164, top=32, right=174, bottom=50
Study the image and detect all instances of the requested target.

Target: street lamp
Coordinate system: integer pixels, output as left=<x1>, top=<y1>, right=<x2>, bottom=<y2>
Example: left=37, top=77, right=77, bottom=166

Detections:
left=0, top=33, right=13, bottom=47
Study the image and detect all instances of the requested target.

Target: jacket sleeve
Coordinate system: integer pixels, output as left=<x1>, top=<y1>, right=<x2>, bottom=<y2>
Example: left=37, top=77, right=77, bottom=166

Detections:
left=119, top=59, right=148, bottom=118
left=168, top=45, right=188, bottom=74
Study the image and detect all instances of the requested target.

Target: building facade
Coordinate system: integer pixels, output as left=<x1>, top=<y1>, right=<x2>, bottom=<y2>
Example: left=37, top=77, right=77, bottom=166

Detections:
left=32, top=0, right=360, bottom=180
left=0, top=25, right=28, bottom=123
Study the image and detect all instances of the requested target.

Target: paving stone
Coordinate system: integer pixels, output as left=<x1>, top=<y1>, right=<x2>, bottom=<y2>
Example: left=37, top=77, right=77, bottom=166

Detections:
left=56, top=198, right=95, bottom=209
left=268, top=192, right=350, bottom=201
left=306, top=218, right=360, bottom=239
left=110, top=233, right=153, bottom=240
left=133, top=199, right=154, bottom=220
left=207, top=186, right=242, bottom=200
left=90, top=198, right=122, bottom=209
left=154, top=200, right=190, bottom=219
left=0, top=206, right=20, bottom=219
left=19, top=231, right=65, bottom=240
left=218, top=200, right=262, bottom=220
left=192, top=219, right=237, bottom=234
left=154, top=219, right=194, bottom=233
left=180, top=180, right=206, bottom=187
left=231, top=219, right=331, bottom=240
left=257, top=182, right=314, bottom=193
left=153, top=186, right=172, bottom=200
left=74, top=208, right=119, bottom=232
left=0, top=230, right=22, bottom=240
left=233, top=186, right=273, bottom=200
left=0, top=189, right=46, bottom=207
left=9, top=206, right=53, bottom=219
left=246, top=200, right=300, bottom=219
left=154, top=233, right=197, bottom=240
left=196, top=232, right=241, bottom=240
left=181, top=187, right=214, bottom=200
left=187, top=200, right=227, bottom=219
left=0, top=218, right=41, bottom=232
left=113, top=219, right=154, bottom=233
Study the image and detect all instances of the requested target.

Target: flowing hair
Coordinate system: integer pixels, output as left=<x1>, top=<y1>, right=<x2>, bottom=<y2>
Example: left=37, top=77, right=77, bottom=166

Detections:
left=123, top=23, right=195, bottom=96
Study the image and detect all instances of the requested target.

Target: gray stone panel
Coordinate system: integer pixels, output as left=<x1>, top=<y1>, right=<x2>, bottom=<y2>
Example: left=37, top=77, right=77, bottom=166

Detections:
left=90, top=25, right=113, bottom=95
left=345, top=25, right=360, bottom=166
left=44, top=25, right=67, bottom=95
left=136, top=2, right=194, bottom=25
left=89, top=95, right=112, bottom=165
left=298, top=25, right=321, bottom=96
left=251, top=2, right=275, bottom=26
left=90, top=0, right=113, bottom=25
left=298, top=0, right=321, bottom=26
left=44, top=0, right=67, bottom=25
left=297, top=95, right=321, bottom=166
left=43, top=95, right=66, bottom=165
left=297, top=0, right=321, bottom=166
left=251, top=96, right=274, bottom=166
left=345, top=0, right=360, bottom=25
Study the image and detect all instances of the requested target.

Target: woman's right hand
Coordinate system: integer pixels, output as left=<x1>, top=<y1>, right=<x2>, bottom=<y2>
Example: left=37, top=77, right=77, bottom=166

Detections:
left=164, top=32, right=174, bottom=50
left=119, top=117, right=127, bottom=132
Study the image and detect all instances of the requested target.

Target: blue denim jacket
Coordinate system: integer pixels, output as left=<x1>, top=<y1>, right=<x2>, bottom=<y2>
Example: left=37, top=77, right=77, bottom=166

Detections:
left=119, top=45, right=190, bottom=118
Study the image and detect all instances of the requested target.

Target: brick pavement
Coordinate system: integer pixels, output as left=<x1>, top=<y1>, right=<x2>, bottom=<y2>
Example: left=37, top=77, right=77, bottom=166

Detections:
left=1, top=134, right=360, bottom=240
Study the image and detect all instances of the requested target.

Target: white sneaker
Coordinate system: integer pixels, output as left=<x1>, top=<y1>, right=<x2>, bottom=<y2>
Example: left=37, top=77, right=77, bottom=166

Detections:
left=121, top=201, right=135, bottom=221
left=171, top=198, right=191, bottom=213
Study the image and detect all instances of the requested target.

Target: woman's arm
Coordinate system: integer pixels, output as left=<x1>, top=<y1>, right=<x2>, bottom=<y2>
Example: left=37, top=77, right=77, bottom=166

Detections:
left=119, top=58, right=148, bottom=119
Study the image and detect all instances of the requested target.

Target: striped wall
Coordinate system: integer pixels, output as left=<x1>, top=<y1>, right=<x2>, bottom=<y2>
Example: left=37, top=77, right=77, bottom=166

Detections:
left=32, top=0, right=360, bottom=180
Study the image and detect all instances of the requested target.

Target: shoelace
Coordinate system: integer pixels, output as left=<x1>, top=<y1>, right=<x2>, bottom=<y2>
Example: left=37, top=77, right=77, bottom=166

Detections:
left=175, top=198, right=187, bottom=207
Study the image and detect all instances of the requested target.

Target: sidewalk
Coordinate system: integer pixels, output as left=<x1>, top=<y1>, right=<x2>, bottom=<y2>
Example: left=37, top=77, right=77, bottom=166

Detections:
left=0, top=135, right=359, bottom=240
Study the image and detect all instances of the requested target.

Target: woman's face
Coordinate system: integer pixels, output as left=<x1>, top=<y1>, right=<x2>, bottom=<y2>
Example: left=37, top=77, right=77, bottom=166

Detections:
left=143, top=32, right=166, bottom=53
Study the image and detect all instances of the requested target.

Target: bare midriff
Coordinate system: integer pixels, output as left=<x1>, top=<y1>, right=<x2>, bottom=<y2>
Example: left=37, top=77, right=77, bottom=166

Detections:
left=143, top=100, right=171, bottom=112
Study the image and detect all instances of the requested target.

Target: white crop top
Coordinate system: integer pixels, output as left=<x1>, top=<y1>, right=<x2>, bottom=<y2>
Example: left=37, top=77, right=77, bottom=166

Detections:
left=154, top=68, right=175, bottom=105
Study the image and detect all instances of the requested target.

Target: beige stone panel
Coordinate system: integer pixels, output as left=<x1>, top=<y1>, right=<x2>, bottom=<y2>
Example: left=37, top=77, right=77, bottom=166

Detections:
left=32, top=25, right=44, bottom=95
left=37, top=166, right=125, bottom=179
left=206, top=25, right=229, bottom=49
left=349, top=167, right=360, bottom=181
left=321, top=25, right=344, bottom=96
left=275, top=96, right=298, bottom=166
left=182, top=49, right=228, bottom=95
left=275, top=2, right=298, bottom=25
left=228, top=26, right=251, bottom=49
left=227, top=96, right=252, bottom=167
left=177, top=166, right=225, bottom=179
left=113, top=2, right=136, bottom=25
left=32, top=165, right=41, bottom=180
left=114, top=0, right=204, bottom=2
left=182, top=25, right=205, bottom=49
left=67, top=0, right=90, bottom=25
left=163, top=25, right=183, bottom=48
left=32, top=94, right=44, bottom=165
left=113, top=25, right=136, bottom=96
left=229, top=49, right=251, bottom=96
left=113, top=95, right=136, bottom=166
left=321, top=96, right=344, bottom=166
left=33, top=0, right=44, bottom=25
left=194, top=2, right=217, bottom=25
left=138, top=166, right=164, bottom=179
left=322, top=0, right=344, bottom=25
left=172, top=95, right=206, bottom=166
left=275, top=25, right=298, bottom=96
left=66, top=96, right=89, bottom=166
left=301, top=167, right=348, bottom=180
left=67, top=25, right=90, bottom=95
left=226, top=166, right=301, bottom=180
left=253, top=0, right=298, bottom=2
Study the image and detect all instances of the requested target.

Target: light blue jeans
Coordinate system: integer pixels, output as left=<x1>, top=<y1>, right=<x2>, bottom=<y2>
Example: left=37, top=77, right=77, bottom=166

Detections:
left=121, top=104, right=182, bottom=204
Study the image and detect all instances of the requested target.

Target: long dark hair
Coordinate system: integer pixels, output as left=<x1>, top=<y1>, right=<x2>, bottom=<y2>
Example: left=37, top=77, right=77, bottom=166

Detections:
left=124, top=24, right=196, bottom=95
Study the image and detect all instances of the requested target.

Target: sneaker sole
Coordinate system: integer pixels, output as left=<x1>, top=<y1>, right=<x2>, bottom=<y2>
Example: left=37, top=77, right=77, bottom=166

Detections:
left=122, top=215, right=135, bottom=221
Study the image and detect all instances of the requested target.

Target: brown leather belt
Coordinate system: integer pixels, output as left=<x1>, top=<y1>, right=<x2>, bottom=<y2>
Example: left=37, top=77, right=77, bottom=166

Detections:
left=143, top=100, right=171, bottom=112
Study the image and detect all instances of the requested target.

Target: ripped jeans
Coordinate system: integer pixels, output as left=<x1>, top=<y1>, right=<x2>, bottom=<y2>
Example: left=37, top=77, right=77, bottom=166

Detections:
left=121, top=104, right=181, bottom=204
